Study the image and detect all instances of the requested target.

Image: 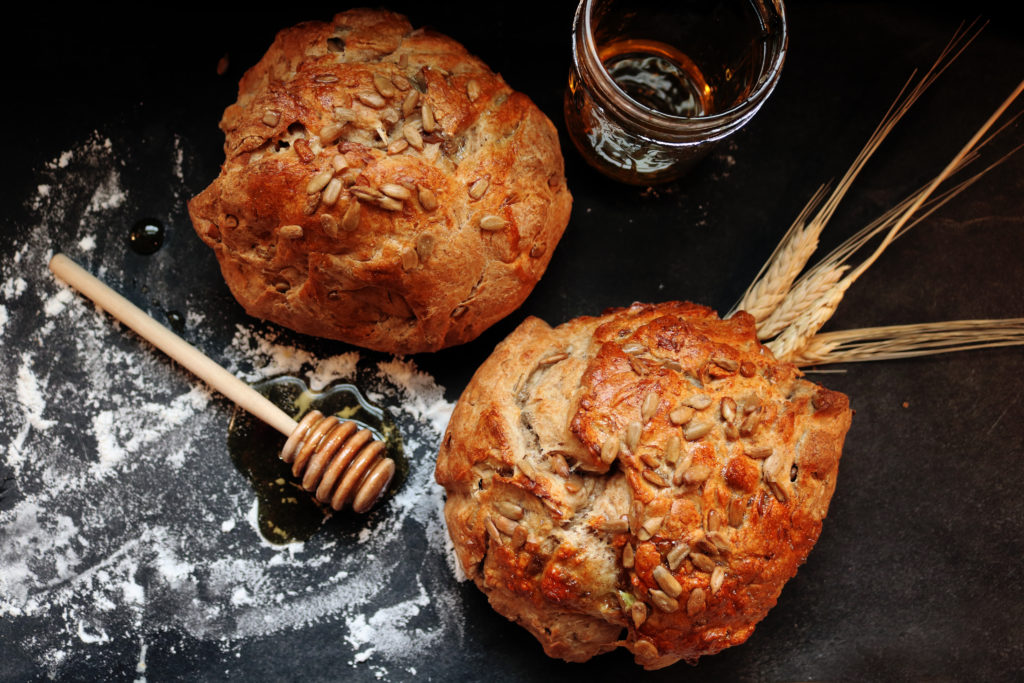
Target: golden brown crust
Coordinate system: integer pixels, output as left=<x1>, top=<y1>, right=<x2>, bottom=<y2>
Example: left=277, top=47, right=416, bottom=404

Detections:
left=188, top=10, right=571, bottom=353
left=435, top=302, right=852, bottom=668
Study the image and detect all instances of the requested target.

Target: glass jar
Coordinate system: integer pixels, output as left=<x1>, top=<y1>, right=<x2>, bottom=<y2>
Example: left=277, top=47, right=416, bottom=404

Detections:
left=565, top=0, right=788, bottom=184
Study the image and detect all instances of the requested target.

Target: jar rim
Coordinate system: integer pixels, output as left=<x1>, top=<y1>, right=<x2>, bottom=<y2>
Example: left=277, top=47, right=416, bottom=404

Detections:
left=576, top=0, right=788, bottom=137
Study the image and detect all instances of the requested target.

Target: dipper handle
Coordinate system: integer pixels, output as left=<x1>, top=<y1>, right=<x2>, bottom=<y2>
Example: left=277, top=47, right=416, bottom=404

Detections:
left=48, top=253, right=297, bottom=437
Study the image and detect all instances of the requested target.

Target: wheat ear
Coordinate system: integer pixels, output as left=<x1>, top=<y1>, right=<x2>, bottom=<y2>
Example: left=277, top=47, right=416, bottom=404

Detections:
left=766, top=285, right=847, bottom=361
left=729, top=21, right=985, bottom=322
left=729, top=185, right=829, bottom=322
left=788, top=319, right=1024, bottom=366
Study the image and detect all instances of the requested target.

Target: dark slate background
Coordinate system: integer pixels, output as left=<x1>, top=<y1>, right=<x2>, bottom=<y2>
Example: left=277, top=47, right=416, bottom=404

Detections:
left=3, top=2, right=1022, bottom=680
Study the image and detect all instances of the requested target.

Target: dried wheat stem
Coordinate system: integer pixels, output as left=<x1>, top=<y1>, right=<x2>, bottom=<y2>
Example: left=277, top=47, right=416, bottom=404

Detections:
left=806, top=153, right=986, bottom=272
left=789, top=319, right=1024, bottom=366
left=729, top=23, right=985, bottom=322
left=843, top=77, right=1024, bottom=288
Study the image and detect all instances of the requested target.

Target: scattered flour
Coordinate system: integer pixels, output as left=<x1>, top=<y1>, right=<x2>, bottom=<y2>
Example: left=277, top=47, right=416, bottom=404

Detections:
left=0, top=132, right=466, bottom=679
left=86, top=169, right=127, bottom=213
left=15, top=354, right=57, bottom=432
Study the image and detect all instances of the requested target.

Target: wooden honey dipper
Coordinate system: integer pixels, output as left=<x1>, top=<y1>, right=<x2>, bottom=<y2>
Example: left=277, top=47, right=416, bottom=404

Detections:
left=48, top=253, right=396, bottom=514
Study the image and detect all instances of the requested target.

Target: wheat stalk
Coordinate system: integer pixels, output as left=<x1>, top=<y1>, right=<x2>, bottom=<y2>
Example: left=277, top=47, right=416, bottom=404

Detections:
left=788, top=320, right=1024, bottom=366
left=768, top=77, right=1024, bottom=363
left=758, top=112, right=1022, bottom=342
left=729, top=21, right=986, bottom=322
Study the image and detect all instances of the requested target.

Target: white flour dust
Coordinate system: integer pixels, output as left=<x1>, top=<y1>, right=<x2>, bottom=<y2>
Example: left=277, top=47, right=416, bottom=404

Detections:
left=0, top=133, right=465, bottom=679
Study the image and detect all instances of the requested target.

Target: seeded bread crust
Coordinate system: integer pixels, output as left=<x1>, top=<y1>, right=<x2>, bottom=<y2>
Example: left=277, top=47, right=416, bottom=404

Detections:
left=188, top=9, right=571, bottom=354
left=435, top=301, right=852, bottom=669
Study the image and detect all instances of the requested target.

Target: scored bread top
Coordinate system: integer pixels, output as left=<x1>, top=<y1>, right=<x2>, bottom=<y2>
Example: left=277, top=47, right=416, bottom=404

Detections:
left=188, top=9, right=571, bottom=353
left=435, top=301, right=852, bottom=669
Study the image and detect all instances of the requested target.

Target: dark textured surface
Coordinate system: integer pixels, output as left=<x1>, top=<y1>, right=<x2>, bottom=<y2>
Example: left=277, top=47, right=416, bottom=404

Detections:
left=2, top=3, right=1022, bottom=680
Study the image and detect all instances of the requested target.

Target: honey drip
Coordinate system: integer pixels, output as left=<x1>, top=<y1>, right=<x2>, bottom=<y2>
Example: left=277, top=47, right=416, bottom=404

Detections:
left=128, top=218, right=165, bottom=255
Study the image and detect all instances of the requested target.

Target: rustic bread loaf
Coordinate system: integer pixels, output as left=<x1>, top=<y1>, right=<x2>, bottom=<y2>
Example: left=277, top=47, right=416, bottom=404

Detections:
left=435, top=301, right=852, bottom=668
left=188, top=9, right=571, bottom=354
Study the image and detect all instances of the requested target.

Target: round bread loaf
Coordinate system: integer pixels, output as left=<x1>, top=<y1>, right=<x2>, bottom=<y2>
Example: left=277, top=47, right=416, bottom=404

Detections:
left=435, top=301, right=852, bottom=668
left=188, top=10, right=571, bottom=354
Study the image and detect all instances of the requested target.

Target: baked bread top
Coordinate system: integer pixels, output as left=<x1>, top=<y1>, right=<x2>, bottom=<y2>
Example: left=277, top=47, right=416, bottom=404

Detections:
left=188, top=9, right=571, bottom=354
left=435, top=301, right=852, bottom=668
